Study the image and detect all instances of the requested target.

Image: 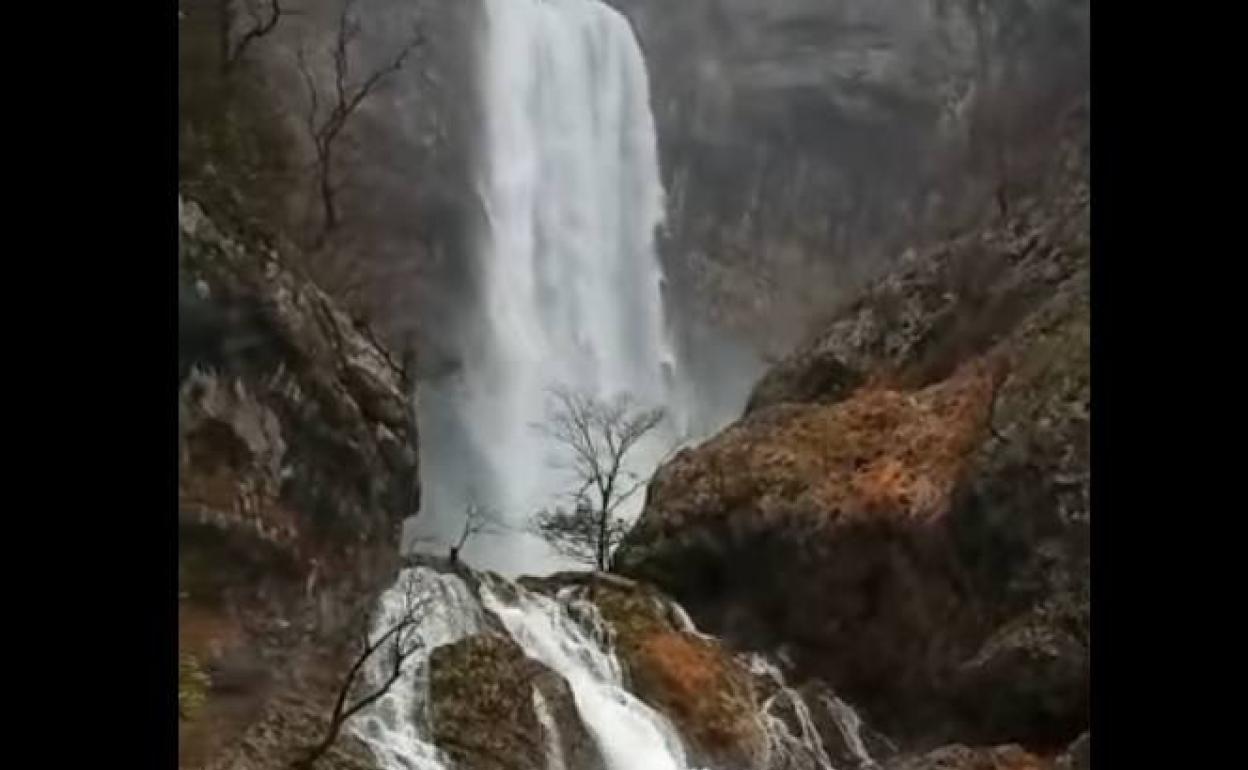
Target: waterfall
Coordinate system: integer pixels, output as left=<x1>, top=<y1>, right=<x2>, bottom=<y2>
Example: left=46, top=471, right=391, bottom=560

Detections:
left=350, top=568, right=484, bottom=770
left=351, top=567, right=697, bottom=770
left=411, top=0, right=691, bottom=574
left=351, top=2, right=847, bottom=768
left=480, top=578, right=693, bottom=770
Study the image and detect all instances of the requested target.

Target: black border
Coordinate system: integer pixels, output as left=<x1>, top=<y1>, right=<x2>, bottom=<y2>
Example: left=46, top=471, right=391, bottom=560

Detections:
left=26, top=0, right=1182, bottom=765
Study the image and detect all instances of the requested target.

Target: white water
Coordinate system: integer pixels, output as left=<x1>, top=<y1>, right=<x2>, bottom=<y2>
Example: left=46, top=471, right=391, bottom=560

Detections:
left=357, top=1, right=847, bottom=768
left=349, top=568, right=484, bottom=770
left=352, top=567, right=698, bottom=770
left=480, top=578, right=695, bottom=770
left=409, top=0, right=694, bottom=574
left=820, top=693, right=883, bottom=769
left=351, top=567, right=870, bottom=770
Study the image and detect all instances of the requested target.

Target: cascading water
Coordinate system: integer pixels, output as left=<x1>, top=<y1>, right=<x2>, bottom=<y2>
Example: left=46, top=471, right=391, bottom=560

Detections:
left=410, top=0, right=692, bottom=574
left=352, top=566, right=700, bottom=770
left=349, top=568, right=484, bottom=770
left=354, top=2, right=856, bottom=768
left=479, top=578, right=692, bottom=770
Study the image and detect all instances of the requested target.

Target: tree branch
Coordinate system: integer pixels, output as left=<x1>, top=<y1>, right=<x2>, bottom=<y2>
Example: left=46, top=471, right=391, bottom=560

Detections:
left=295, top=0, right=425, bottom=238
left=226, top=0, right=286, bottom=71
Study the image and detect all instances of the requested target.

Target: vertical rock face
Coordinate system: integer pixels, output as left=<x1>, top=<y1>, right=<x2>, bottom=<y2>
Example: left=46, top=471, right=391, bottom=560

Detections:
left=178, top=195, right=417, bottom=769
left=617, top=110, right=1088, bottom=749
left=606, top=0, right=1089, bottom=356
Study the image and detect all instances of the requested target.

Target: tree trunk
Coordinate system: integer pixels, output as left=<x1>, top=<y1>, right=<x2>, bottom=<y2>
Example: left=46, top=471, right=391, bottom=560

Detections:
left=597, top=509, right=608, bottom=571
left=320, top=141, right=337, bottom=232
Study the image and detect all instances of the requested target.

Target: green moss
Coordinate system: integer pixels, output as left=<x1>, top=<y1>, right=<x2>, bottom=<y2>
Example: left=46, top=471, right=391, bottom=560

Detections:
left=179, top=653, right=212, bottom=721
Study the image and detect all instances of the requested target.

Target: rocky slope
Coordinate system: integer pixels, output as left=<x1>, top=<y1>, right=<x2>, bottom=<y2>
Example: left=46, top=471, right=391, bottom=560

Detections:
left=178, top=194, right=418, bottom=770
left=420, top=567, right=1084, bottom=770
left=431, top=568, right=891, bottom=770
left=617, top=103, right=1089, bottom=753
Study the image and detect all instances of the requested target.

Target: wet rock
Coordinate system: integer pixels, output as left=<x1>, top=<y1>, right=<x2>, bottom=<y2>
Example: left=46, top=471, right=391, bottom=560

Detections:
left=883, top=744, right=1047, bottom=770
left=626, top=631, right=767, bottom=770
left=1055, top=732, right=1089, bottom=770
left=429, top=633, right=606, bottom=770
left=794, top=680, right=899, bottom=769
left=536, top=573, right=770, bottom=770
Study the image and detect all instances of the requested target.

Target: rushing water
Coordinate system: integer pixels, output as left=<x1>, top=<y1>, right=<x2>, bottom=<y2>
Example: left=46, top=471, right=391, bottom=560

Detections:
left=351, top=567, right=697, bottom=770
left=351, top=566, right=877, bottom=770
left=410, top=0, right=693, bottom=574
left=350, top=568, right=484, bottom=770
left=360, top=2, right=866, bottom=768
left=480, top=578, right=693, bottom=770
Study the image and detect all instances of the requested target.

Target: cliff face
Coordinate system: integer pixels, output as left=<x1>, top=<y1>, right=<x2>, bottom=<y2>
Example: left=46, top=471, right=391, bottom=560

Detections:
left=607, top=0, right=1089, bottom=356
left=617, top=105, right=1089, bottom=750
left=178, top=196, right=418, bottom=770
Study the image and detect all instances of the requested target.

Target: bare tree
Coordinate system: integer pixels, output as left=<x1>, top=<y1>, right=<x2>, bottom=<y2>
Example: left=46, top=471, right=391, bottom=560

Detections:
left=296, top=0, right=425, bottom=237
left=449, top=501, right=508, bottom=565
left=291, top=572, right=431, bottom=769
left=530, top=388, right=666, bottom=571
left=223, top=0, right=291, bottom=72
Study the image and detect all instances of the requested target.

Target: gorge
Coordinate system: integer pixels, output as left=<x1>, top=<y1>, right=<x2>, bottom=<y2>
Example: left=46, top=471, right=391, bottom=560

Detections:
left=177, top=1, right=1090, bottom=769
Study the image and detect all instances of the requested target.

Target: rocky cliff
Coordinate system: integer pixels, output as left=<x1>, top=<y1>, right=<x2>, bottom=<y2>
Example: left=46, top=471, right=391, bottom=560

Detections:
left=608, top=0, right=1089, bottom=358
left=617, top=101, right=1089, bottom=753
left=178, top=195, right=418, bottom=770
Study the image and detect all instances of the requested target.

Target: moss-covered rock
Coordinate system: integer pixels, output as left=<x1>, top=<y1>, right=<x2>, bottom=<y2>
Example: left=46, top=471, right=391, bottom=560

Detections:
left=429, top=633, right=605, bottom=770
left=548, top=577, right=768, bottom=770
left=617, top=129, right=1090, bottom=750
left=179, top=653, right=213, bottom=721
left=627, top=631, right=767, bottom=770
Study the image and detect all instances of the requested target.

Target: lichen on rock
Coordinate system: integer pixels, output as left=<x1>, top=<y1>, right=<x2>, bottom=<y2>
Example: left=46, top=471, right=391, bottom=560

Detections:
left=428, top=632, right=606, bottom=770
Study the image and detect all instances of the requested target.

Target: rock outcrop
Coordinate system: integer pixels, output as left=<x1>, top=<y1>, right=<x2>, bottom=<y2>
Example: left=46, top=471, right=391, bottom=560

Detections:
left=617, top=109, right=1089, bottom=750
left=519, top=571, right=892, bottom=770
left=619, top=358, right=1004, bottom=742
left=428, top=633, right=606, bottom=770
left=586, top=579, right=768, bottom=770
left=884, top=744, right=1049, bottom=770
left=178, top=195, right=417, bottom=769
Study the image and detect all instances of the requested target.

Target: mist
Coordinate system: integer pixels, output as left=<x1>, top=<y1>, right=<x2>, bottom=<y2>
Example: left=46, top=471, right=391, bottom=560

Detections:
left=179, top=0, right=1087, bottom=574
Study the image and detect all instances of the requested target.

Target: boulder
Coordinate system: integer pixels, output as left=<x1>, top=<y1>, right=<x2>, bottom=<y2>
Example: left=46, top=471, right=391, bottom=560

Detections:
left=619, top=359, right=1002, bottom=739
left=618, top=143, right=1089, bottom=749
left=429, top=633, right=606, bottom=770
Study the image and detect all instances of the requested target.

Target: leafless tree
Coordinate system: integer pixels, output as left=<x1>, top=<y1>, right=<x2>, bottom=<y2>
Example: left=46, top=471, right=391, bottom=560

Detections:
left=530, top=387, right=666, bottom=571
left=449, top=501, right=508, bottom=565
left=222, top=0, right=292, bottom=72
left=291, top=572, right=431, bottom=769
left=296, top=0, right=425, bottom=237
